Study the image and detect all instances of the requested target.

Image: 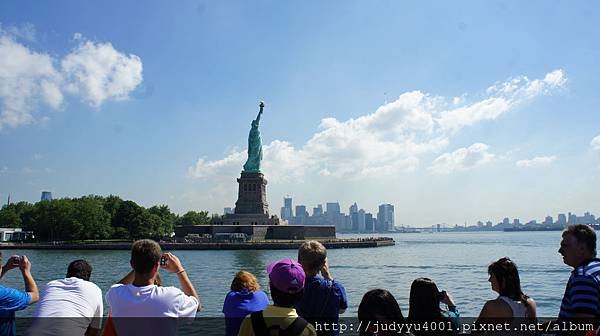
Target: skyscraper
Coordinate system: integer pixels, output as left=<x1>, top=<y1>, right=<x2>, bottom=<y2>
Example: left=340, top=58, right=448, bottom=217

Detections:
left=295, top=205, right=308, bottom=224
left=40, top=191, right=53, bottom=201
left=377, top=204, right=395, bottom=232
left=280, top=196, right=293, bottom=222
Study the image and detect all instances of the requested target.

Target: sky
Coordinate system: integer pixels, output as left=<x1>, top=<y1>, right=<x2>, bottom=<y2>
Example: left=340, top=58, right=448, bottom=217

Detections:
left=1, top=1, right=599, bottom=227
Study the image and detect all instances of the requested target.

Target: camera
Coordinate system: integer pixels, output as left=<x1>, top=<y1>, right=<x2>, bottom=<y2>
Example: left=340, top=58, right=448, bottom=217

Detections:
left=160, top=255, right=166, bottom=266
left=12, top=256, right=21, bottom=267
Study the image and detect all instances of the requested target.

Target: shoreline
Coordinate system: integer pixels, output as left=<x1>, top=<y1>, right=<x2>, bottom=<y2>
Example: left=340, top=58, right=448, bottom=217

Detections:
left=0, top=238, right=395, bottom=250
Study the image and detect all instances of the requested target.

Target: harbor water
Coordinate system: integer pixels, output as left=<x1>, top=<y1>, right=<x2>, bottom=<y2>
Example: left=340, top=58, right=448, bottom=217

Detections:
left=1, top=231, right=570, bottom=318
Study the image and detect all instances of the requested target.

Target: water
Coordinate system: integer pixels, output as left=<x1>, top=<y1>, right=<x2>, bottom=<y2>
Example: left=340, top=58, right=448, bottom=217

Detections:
left=1, top=231, right=570, bottom=318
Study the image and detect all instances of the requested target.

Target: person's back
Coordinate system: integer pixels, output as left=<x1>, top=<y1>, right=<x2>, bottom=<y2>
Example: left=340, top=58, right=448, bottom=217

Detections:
left=296, top=241, right=347, bottom=336
left=238, top=258, right=316, bottom=336
left=223, top=271, right=269, bottom=336
left=107, top=283, right=197, bottom=318
left=27, top=270, right=103, bottom=336
left=105, top=239, right=200, bottom=336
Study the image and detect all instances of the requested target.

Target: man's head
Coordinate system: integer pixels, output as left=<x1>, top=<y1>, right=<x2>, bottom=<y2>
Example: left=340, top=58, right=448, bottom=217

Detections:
left=298, top=240, right=327, bottom=276
left=267, top=258, right=305, bottom=307
left=130, top=239, right=162, bottom=275
left=559, top=224, right=597, bottom=267
left=67, top=259, right=93, bottom=281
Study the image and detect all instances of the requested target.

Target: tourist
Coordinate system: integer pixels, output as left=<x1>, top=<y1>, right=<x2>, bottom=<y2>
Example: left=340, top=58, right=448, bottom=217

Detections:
left=222, top=270, right=269, bottom=336
left=0, top=253, right=39, bottom=336
left=238, top=258, right=316, bottom=336
left=26, top=259, right=103, bottom=336
left=558, top=224, right=600, bottom=325
left=105, top=239, right=201, bottom=335
left=408, top=278, right=459, bottom=336
left=296, top=240, right=348, bottom=336
left=476, top=257, right=536, bottom=325
left=358, top=289, right=407, bottom=336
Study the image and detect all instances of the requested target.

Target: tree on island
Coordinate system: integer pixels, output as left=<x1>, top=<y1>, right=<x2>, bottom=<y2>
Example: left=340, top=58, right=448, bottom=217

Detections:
left=0, top=195, right=205, bottom=242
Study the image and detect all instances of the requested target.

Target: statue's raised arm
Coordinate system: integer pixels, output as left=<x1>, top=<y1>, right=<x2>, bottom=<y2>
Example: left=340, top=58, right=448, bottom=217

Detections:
left=255, top=101, right=264, bottom=124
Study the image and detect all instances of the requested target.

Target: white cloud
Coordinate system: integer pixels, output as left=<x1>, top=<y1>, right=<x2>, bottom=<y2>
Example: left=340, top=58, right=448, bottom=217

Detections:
left=0, top=23, right=36, bottom=42
left=516, top=155, right=557, bottom=168
left=429, top=143, right=496, bottom=174
left=591, top=135, right=600, bottom=151
left=0, top=166, right=7, bottom=175
left=189, top=70, right=565, bottom=184
left=0, top=24, right=143, bottom=129
left=438, top=69, right=566, bottom=132
left=0, top=35, right=62, bottom=128
left=33, top=153, right=45, bottom=160
left=62, top=40, right=143, bottom=107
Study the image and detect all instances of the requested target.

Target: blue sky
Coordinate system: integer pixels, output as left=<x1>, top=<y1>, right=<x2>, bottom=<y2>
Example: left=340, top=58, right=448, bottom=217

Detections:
left=1, top=1, right=599, bottom=227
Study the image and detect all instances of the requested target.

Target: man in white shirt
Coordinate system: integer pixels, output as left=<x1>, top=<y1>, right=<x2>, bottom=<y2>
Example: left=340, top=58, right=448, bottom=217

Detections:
left=105, top=239, right=201, bottom=335
left=26, top=259, right=102, bottom=336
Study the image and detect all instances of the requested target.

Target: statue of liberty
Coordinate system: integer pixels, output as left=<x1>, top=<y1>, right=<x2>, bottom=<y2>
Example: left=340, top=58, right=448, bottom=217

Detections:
left=243, top=101, right=264, bottom=172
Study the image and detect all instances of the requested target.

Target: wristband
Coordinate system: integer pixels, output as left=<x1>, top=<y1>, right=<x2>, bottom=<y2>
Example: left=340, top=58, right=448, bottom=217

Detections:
left=176, top=269, right=186, bottom=275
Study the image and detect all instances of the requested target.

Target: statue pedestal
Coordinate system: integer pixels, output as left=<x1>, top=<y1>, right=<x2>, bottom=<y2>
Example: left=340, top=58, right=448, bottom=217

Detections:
left=217, top=171, right=285, bottom=225
left=234, top=172, right=269, bottom=215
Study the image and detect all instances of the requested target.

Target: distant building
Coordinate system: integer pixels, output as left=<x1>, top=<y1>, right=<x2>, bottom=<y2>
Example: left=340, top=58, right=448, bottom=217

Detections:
left=365, top=213, right=374, bottom=232
left=294, top=205, right=308, bottom=224
left=357, top=209, right=366, bottom=232
left=0, top=228, right=33, bottom=242
left=313, top=204, right=323, bottom=216
left=543, top=216, right=553, bottom=226
left=280, top=196, right=293, bottom=221
left=40, top=191, right=52, bottom=201
left=377, top=204, right=395, bottom=232
left=557, top=213, right=567, bottom=226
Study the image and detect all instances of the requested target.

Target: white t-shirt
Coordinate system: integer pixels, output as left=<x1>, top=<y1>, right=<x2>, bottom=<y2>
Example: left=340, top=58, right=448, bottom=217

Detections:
left=26, top=277, right=103, bottom=336
left=106, top=284, right=199, bottom=335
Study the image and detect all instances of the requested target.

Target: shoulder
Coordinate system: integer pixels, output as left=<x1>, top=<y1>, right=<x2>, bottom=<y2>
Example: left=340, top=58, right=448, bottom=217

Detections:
left=302, top=319, right=317, bottom=336
left=526, top=298, right=537, bottom=317
left=581, top=259, right=600, bottom=278
left=481, top=298, right=512, bottom=318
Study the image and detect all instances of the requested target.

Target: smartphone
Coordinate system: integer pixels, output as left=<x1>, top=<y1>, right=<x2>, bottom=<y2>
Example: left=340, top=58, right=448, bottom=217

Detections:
left=160, top=255, right=166, bottom=266
left=12, top=256, right=21, bottom=267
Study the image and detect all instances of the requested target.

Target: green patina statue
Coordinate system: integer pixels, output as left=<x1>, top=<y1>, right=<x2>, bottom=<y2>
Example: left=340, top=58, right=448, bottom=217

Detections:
left=243, top=101, right=264, bottom=172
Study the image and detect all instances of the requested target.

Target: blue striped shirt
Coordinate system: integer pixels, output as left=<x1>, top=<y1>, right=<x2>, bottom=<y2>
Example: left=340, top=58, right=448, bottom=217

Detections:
left=559, top=258, right=600, bottom=319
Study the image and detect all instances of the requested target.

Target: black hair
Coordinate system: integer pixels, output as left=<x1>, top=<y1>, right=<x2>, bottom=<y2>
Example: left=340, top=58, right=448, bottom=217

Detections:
left=269, top=282, right=303, bottom=308
left=67, top=259, right=93, bottom=281
left=488, top=257, right=530, bottom=308
left=358, top=289, right=405, bottom=336
left=408, top=278, right=444, bottom=320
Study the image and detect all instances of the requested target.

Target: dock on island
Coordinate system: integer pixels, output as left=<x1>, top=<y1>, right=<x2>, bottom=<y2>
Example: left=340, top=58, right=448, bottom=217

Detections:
left=0, top=237, right=395, bottom=251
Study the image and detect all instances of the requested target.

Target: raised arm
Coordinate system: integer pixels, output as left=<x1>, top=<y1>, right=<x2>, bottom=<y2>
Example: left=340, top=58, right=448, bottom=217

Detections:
left=255, top=101, right=264, bottom=124
left=19, top=256, right=39, bottom=304
left=161, top=252, right=202, bottom=311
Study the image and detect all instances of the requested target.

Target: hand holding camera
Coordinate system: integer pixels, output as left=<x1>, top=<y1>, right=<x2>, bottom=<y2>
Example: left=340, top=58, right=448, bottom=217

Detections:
left=439, top=290, right=456, bottom=307
left=159, top=252, right=184, bottom=274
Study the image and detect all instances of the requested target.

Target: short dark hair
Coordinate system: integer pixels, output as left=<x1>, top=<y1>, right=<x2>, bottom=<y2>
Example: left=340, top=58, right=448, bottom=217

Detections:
left=564, top=224, right=597, bottom=256
left=269, top=282, right=303, bottom=307
left=67, top=259, right=93, bottom=281
left=298, top=240, right=327, bottom=274
left=131, top=239, right=162, bottom=274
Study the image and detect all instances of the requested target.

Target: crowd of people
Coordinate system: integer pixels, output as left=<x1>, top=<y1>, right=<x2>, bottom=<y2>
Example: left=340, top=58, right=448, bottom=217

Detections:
left=0, top=224, right=597, bottom=336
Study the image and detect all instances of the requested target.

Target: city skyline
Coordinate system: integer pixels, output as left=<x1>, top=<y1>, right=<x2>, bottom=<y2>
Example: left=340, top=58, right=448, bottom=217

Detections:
left=1, top=2, right=599, bottom=228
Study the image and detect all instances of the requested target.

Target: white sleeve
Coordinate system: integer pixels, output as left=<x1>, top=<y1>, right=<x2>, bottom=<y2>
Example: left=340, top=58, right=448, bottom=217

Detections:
left=90, top=286, right=103, bottom=329
left=176, top=292, right=199, bottom=318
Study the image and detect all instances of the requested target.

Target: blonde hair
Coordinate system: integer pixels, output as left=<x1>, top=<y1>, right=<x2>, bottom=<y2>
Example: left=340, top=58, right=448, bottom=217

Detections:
left=230, top=271, right=260, bottom=292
